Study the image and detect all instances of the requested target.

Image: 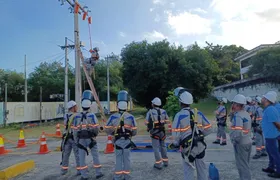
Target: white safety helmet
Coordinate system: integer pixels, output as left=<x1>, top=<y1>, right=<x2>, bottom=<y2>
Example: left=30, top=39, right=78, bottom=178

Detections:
left=151, top=97, right=162, bottom=106
left=263, top=92, right=277, bottom=103
left=267, top=91, right=277, bottom=98
left=81, top=99, right=92, bottom=108
left=232, top=94, right=247, bottom=105
left=179, top=91, right=193, bottom=105
left=220, top=97, right=227, bottom=104
left=67, top=100, right=77, bottom=109
left=118, top=101, right=128, bottom=110
left=246, top=97, right=252, bottom=103
left=255, top=96, right=262, bottom=104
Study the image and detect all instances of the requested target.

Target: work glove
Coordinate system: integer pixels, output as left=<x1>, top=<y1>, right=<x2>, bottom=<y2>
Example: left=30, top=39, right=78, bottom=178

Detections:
left=168, top=143, right=179, bottom=150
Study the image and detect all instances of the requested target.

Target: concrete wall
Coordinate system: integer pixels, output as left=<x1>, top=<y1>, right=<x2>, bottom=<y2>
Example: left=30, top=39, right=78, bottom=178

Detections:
left=0, top=101, right=133, bottom=125
left=212, top=77, right=280, bottom=101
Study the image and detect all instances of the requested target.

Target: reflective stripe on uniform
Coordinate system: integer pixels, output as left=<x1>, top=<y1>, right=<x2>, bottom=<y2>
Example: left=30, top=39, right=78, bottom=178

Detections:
left=172, top=125, right=190, bottom=132
left=155, top=160, right=162, bottom=164
left=79, top=166, right=88, bottom=170
left=231, top=126, right=250, bottom=134
left=93, top=164, right=102, bottom=168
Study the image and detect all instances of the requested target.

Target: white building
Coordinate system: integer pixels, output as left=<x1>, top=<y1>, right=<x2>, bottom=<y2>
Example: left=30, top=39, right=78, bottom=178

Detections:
left=234, top=42, right=280, bottom=80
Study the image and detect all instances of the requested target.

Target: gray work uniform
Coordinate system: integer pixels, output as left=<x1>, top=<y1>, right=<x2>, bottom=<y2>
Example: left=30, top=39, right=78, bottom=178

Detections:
left=252, top=106, right=266, bottom=155
left=215, top=105, right=227, bottom=143
left=172, top=108, right=212, bottom=180
left=105, top=112, right=137, bottom=180
left=145, top=108, right=169, bottom=168
left=230, top=110, right=252, bottom=180
left=72, top=111, right=102, bottom=179
left=60, top=113, right=80, bottom=174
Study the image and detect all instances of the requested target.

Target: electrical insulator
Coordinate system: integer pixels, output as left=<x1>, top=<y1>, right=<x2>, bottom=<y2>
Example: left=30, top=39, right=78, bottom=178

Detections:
left=82, top=12, right=87, bottom=20
left=74, top=3, right=79, bottom=13
left=88, top=17, right=92, bottom=24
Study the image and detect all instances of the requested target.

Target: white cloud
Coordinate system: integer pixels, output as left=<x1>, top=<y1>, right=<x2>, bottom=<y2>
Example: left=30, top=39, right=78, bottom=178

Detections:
left=166, top=11, right=212, bottom=36
left=154, top=14, right=161, bottom=22
left=153, top=0, right=163, bottom=5
left=119, top=32, right=126, bottom=37
left=143, top=30, right=168, bottom=42
left=191, top=8, right=207, bottom=14
left=150, top=8, right=154, bottom=12
left=209, top=0, right=280, bottom=49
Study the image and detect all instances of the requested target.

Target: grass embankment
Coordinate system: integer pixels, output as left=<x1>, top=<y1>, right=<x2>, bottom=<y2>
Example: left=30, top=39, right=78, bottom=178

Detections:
left=0, top=99, right=220, bottom=140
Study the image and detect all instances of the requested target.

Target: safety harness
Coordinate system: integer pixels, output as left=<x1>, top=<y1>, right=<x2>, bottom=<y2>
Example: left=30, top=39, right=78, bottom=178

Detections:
left=76, top=112, right=97, bottom=155
left=180, top=109, right=207, bottom=163
left=114, top=112, right=133, bottom=149
left=217, top=107, right=227, bottom=127
left=148, top=109, right=166, bottom=141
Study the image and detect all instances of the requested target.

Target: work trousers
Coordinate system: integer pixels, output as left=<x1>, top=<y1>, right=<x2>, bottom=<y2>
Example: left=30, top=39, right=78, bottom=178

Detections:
left=114, top=138, right=131, bottom=180
left=61, top=138, right=80, bottom=173
left=266, top=138, right=280, bottom=173
left=78, top=139, right=102, bottom=179
left=233, top=143, right=252, bottom=180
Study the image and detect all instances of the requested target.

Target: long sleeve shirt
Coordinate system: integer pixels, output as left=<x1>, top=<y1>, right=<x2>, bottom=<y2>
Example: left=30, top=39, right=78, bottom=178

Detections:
left=171, top=107, right=212, bottom=146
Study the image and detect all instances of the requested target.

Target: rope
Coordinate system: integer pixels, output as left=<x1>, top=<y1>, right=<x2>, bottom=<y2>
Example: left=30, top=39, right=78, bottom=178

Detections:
left=88, top=22, right=93, bottom=51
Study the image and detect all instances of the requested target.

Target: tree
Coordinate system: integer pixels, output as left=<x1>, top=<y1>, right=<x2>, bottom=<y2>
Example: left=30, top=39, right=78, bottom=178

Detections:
left=121, top=40, right=218, bottom=106
left=205, top=42, right=248, bottom=86
left=163, top=90, right=180, bottom=120
left=28, top=61, right=75, bottom=102
left=0, top=70, right=25, bottom=102
left=84, top=59, right=124, bottom=101
left=248, top=47, right=280, bottom=81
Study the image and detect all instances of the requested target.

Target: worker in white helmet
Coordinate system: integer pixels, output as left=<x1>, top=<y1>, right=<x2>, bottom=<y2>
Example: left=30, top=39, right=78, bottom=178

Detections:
left=268, top=91, right=280, bottom=153
left=260, top=92, right=280, bottom=178
left=72, top=90, right=104, bottom=180
left=245, top=97, right=255, bottom=117
left=60, top=100, right=80, bottom=176
left=168, top=87, right=212, bottom=180
left=251, top=96, right=267, bottom=159
left=213, top=97, right=228, bottom=145
left=230, top=94, right=252, bottom=180
left=105, top=90, right=137, bottom=180
left=145, top=97, right=169, bottom=169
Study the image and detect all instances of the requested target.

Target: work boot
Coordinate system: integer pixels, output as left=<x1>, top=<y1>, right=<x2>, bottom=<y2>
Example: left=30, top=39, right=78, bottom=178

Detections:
left=164, top=164, right=168, bottom=167
left=153, top=165, right=162, bottom=170
left=261, top=152, right=268, bottom=157
left=262, top=167, right=275, bottom=173
left=61, top=170, right=67, bottom=175
left=212, top=141, right=220, bottom=144
left=252, top=141, right=256, bottom=145
left=252, top=154, right=261, bottom=159
left=96, top=173, right=104, bottom=179
left=268, top=172, right=280, bottom=178
left=220, top=142, right=227, bottom=146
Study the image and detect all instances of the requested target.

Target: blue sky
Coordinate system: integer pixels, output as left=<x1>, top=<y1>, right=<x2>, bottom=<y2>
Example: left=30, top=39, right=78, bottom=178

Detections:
left=1, top=0, right=280, bottom=75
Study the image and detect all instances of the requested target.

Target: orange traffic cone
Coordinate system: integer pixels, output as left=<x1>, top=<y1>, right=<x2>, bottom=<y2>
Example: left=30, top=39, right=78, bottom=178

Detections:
left=0, top=135, right=12, bottom=155
left=38, top=132, right=50, bottom=154
left=55, top=124, right=62, bottom=137
left=104, top=135, right=114, bottom=154
left=17, top=129, right=27, bottom=148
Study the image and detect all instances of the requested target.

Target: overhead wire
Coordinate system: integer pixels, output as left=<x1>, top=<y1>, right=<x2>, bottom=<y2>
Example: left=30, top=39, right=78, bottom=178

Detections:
left=3, top=52, right=65, bottom=71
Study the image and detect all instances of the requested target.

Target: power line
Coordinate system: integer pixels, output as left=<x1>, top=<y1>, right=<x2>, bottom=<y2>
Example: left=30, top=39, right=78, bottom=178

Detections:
left=3, top=52, right=65, bottom=71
